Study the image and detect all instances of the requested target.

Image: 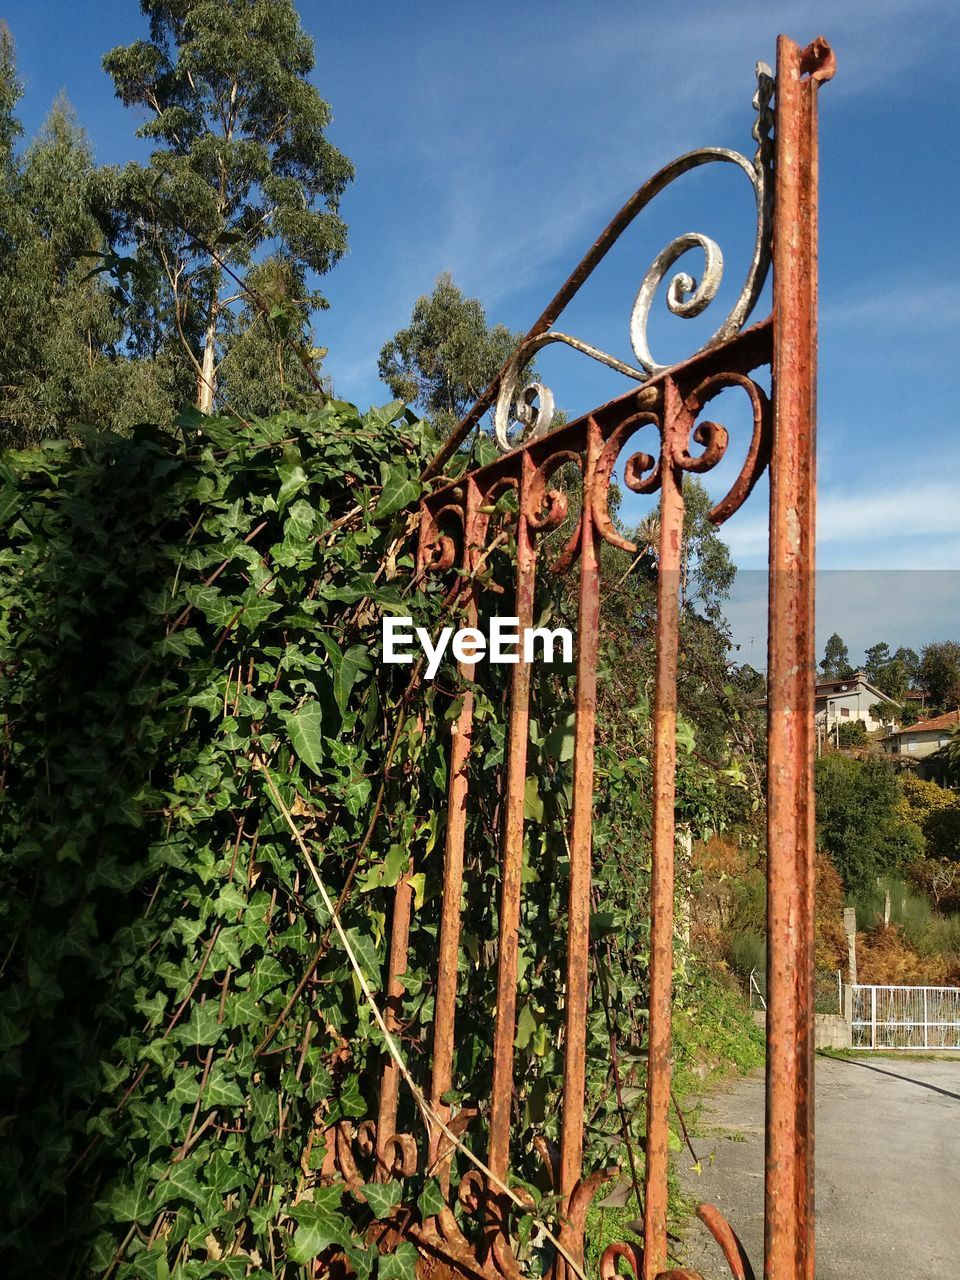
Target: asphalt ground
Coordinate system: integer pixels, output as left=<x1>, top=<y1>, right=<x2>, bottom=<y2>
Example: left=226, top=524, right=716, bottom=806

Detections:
left=674, top=1053, right=960, bottom=1279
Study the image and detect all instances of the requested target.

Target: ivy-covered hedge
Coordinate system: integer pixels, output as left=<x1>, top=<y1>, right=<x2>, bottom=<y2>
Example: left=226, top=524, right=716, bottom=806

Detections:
left=0, top=405, right=740, bottom=1278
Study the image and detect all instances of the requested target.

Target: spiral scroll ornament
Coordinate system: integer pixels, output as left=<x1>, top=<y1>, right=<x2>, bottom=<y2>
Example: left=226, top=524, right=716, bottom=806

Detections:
left=492, top=61, right=774, bottom=454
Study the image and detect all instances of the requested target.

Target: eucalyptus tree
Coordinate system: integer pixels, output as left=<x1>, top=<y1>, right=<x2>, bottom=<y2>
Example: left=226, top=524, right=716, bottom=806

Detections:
left=379, top=272, right=531, bottom=440
left=0, top=80, right=136, bottom=443
left=0, top=21, right=19, bottom=174
left=103, top=0, right=353, bottom=414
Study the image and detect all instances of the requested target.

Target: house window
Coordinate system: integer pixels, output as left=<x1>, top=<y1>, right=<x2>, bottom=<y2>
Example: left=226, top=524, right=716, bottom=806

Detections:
left=907, top=742, right=917, bottom=752
left=840, top=707, right=850, bottom=717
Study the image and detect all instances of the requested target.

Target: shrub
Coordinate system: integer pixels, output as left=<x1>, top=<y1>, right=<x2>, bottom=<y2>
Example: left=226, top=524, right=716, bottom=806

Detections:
left=856, top=924, right=950, bottom=986
left=909, top=856, right=960, bottom=912
left=816, top=753, right=924, bottom=893
left=837, top=720, right=866, bottom=747
left=726, top=929, right=766, bottom=981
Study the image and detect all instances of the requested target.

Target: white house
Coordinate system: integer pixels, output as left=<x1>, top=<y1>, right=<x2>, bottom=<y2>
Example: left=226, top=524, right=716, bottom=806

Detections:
left=814, top=671, right=900, bottom=735
left=880, top=710, right=960, bottom=781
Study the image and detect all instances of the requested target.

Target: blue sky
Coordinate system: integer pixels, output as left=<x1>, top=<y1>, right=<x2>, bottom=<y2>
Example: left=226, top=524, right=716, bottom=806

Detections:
left=5, top=0, right=959, bottom=664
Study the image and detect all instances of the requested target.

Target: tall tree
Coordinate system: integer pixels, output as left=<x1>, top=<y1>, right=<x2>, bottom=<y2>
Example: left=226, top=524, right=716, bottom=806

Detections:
left=0, top=22, right=24, bottom=385
left=0, top=82, right=139, bottom=443
left=863, top=641, right=891, bottom=684
left=937, top=727, right=960, bottom=789
left=816, top=754, right=923, bottom=892
left=379, top=272, right=534, bottom=439
left=103, top=0, right=353, bottom=414
left=0, top=21, right=20, bottom=176
left=678, top=477, right=736, bottom=624
left=919, top=641, right=960, bottom=713
left=215, top=257, right=328, bottom=417
left=892, top=645, right=920, bottom=686
left=863, top=640, right=911, bottom=702
left=819, top=631, right=852, bottom=681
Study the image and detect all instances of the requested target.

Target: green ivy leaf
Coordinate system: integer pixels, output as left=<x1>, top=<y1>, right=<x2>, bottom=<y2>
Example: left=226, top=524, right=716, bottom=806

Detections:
left=204, top=1060, right=245, bottom=1108
left=277, top=461, right=309, bottom=509
left=101, top=1175, right=154, bottom=1225
left=184, top=584, right=236, bottom=629
left=153, top=1155, right=209, bottom=1210
left=417, top=1178, right=446, bottom=1218
left=374, top=465, right=420, bottom=521
left=334, top=645, right=372, bottom=713
left=362, top=1179, right=401, bottom=1220
left=515, top=1002, right=537, bottom=1050
left=288, top=1199, right=348, bottom=1262
left=285, top=498, right=316, bottom=544
left=285, top=701, right=326, bottom=775
left=180, top=1002, right=226, bottom=1048
left=378, top=1241, right=418, bottom=1280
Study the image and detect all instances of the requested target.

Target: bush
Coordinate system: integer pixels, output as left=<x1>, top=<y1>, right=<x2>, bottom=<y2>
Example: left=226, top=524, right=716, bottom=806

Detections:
left=814, top=852, right=848, bottom=970
left=909, top=856, right=960, bottom=911
left=726, top=929, right=766, bottom=981
left=925, top=805, right=960, bottom=861
left=856, top=924, right=951, bottom=986
left=816, top=753, right=924, bottom=893
left=838, top=720, right=867, bottom=747
left=0, top=406, right=448, bottom=1273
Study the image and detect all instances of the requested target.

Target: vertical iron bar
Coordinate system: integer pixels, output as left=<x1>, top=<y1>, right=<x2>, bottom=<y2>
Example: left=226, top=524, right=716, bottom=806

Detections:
left=487, top=455, right=537, bottom=1243
left=428, top=478, right=483, bottom=1191
left=642, top=381, right=686, bottom=1279
left=766, top=33, right=833, bottom=1280
left=558, top=420, right=603, bottom=1258
left=375, top=861, right=414, bottom=1178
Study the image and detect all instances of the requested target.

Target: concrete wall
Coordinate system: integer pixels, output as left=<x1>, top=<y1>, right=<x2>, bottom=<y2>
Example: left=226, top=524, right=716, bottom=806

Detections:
left=814, top=1014, right=852, bottom=1050
left=752, top=1010, right=852, bottom=1050
left=889, top=727, right=953, bottom=759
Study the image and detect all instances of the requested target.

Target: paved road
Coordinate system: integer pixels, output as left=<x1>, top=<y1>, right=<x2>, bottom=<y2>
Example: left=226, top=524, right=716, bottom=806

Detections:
left=675, top=1054, right=960, bottom=1279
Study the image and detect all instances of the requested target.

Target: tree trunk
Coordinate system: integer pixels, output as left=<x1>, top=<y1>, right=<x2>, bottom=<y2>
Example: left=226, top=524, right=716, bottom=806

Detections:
left=198, top=305, right=217, bottom=414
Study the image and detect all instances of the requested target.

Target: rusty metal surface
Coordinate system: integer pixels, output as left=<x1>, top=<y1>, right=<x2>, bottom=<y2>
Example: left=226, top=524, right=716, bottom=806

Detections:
left=375, top=855, right=415, bottom=1178
left=641, top=381, right=685, bottom=1278
left=424, top=477, right=484, bottom=1193
left=696, top=1204, right=756, bottom=1280
left=765, top=34, right=833, bottom=1280
left=485, top=454, right=536, bottom=1257
left=558, top=420, right=603, bottom=1271
left=329, top=35, right=832, bottom=1280
left=491, top=108, right=774, bottom=454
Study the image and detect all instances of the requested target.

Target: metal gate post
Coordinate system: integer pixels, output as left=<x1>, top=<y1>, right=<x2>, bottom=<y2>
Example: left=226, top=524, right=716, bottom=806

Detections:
left=766, top=33, right=834, bottom=1280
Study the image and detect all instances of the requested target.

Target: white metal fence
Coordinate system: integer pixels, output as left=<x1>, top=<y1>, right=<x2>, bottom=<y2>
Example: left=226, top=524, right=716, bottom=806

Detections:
left=851, top=984, right=960, bottom=1049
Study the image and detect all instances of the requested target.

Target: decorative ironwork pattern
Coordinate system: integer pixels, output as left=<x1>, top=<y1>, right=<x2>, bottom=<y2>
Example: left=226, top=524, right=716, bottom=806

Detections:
left=490, top=61, right=775, bottom=453
left=330, top=34, right=834, bottom=1280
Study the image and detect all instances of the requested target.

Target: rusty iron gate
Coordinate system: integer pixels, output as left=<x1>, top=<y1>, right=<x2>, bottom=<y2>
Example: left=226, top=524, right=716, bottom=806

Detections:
left=329, top=33, right=834, bottom=1280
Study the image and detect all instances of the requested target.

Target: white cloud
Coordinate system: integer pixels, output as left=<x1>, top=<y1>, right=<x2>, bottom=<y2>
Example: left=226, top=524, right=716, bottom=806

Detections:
left=720, top=474, right=960, bottom=571
left=822, top=280, right=960, bottom=331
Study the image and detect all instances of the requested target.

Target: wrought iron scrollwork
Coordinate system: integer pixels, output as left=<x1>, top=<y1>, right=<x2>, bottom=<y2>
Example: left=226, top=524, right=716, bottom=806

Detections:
left=493, top=61, right=774, bottom=454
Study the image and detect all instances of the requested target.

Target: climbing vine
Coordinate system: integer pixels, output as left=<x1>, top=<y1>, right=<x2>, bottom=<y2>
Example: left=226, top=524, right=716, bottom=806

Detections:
left=0, top=403, right=753, bottom=1278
